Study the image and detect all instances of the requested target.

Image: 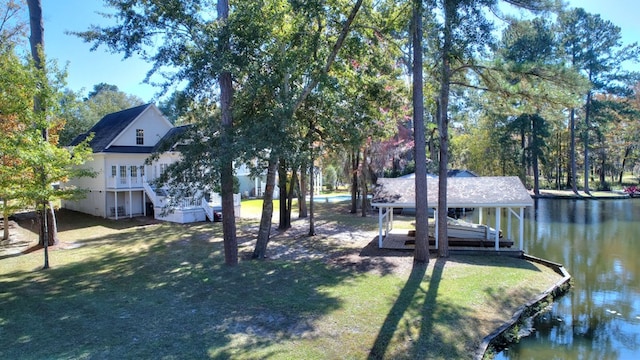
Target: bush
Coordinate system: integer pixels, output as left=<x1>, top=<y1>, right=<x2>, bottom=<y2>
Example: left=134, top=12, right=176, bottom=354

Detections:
left=323, top=165, right=337, bottom=191
left=596, top=180, right=611, bottom=191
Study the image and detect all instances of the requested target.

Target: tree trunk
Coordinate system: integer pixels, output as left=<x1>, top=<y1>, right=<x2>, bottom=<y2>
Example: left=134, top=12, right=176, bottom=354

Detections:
left=27, top=0, right=43, bottom=69
left=288, top=167, right=297, bottom=219
left=47, top=202, right=57, bottom=245
left=532, top=115, right=540, bottom=196
left=278, top=159, right=290, bottom=230
left=308, top=146, right=315, bottom=236
left=598, top=133, right=606, bottom=186
left=556, top=132, right=562, bottom=190
left=253, top=156, right=278, bottom=259
left=437, top=0, right=454, bottom=258
left=360, top=145, right=368, bottom=218
left=350, top=150, right=359, bottom=214
left=2, top=201, right=9, bottom=241
left=584, top=92, right=592, bottom=194
left=412, top=0, right=429, bottom=264
left=298, top=162, right=308, bottom=218
left=27, top=0, right=58, bottom=255
left=217, top=0, right=237, bottom=266
left=619, top=146, right=632, bottom=184
left=569, top=108, right=579, bottom=193
left=520, top=125, right=526, bottom=181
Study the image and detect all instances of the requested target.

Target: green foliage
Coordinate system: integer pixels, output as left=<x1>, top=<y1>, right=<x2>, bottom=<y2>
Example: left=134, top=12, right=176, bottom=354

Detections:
left=0, top=0, right=26, bottom=49
left=58, top=84, right=144, bottom=145
left=0, top=44, right=95, bottom=224
left=322, top=165, right=337, bottom=191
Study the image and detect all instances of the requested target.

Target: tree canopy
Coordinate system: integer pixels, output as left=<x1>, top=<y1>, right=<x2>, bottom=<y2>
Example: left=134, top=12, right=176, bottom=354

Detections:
left=66, top=0, right=640, bottom=263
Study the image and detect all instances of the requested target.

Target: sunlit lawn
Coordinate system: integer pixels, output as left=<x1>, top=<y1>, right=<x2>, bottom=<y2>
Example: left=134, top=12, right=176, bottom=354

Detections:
left=0, top=202, right=562, bottom=359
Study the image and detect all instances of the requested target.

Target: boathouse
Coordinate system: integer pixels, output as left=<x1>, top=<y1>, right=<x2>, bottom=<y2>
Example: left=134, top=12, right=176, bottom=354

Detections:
left=371, top=176, right=534, bottom=252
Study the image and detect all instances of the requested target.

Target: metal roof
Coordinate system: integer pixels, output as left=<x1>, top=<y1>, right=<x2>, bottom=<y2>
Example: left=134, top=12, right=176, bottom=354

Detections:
left=372, top=176, right=534, bottom=208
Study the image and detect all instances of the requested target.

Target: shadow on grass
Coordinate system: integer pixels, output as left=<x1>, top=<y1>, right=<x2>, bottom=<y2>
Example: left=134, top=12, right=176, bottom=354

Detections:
left=0, top=225, right=357, bottom=359
left=368, top=261, right=429, bottom=359
left=365, top=254, right=544, bottom=359
left=368, top=258, right=470, bottom=359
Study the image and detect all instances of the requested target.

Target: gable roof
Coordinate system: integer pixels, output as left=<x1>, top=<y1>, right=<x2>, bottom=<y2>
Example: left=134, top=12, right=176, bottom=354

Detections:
left=372, top=176, right=533, bottom=208
left=69, top=103, right=153, bottom=152
left=152, top=125, right=192, bottom=153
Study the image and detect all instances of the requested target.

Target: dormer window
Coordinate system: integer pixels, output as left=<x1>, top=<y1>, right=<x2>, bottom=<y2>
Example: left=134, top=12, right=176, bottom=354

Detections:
left=136, top=129, right=144, bottom=145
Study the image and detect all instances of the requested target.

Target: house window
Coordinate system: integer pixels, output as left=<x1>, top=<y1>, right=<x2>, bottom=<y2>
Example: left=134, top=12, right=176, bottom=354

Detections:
left=160, top=164, right=168, bottom=175
left=120, top=166, right=127, bottom=184
left=111, top=166, right=117, bottom=178
left=136, top=129, right=144, bottom=145
left=140, top=166, right=145, bottom=177
left=130, top=166, right=137, bottom=178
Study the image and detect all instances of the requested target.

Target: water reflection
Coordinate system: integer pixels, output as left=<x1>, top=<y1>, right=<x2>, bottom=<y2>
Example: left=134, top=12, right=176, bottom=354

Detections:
left=492, top=199, right=640, bottom=359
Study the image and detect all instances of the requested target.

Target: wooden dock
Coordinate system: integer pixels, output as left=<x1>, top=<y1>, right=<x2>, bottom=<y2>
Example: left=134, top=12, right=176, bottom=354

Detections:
left=381, top=230, right=520, bottom=255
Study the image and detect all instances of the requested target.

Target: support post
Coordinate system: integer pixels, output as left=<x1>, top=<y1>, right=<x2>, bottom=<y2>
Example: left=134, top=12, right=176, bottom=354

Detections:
left=434, top=208, right=439, bottom=250
left=378, top=206, right=383, bottom=248
left=507, top=208, right=512, bottom=240
left=495, top=207, right=501, bottom=251
left=519, top=207, right=524, bottom=251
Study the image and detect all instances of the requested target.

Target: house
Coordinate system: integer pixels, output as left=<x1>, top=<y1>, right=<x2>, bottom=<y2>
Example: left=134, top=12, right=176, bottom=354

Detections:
left=62, top=103, right=241, bottom=223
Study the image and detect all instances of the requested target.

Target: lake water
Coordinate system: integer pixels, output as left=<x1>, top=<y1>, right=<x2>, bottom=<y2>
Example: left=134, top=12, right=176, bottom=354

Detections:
left=492, top=198, right=640, bottom=359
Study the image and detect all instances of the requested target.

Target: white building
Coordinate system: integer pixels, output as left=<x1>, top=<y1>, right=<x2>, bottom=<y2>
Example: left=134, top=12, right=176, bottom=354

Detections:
left=62, top=103, right=241, bottom=223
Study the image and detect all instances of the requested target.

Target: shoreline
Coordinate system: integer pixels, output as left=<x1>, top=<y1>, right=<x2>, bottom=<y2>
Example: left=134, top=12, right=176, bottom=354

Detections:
left=476, top=254, right=572, bottom=359
left=530, top=189, right=631, bottom=200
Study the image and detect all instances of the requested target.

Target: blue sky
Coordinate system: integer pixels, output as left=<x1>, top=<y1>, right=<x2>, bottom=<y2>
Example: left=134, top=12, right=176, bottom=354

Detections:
left=43, top=0, right=640, bottom=103
left=44, top=0, right=158, bottom=102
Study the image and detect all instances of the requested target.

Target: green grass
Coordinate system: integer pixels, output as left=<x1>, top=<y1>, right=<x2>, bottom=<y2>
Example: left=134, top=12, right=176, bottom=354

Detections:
left=1, top=205, right=562, bottom=359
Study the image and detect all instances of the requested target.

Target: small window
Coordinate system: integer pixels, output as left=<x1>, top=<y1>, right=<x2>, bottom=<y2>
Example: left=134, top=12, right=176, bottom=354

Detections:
left=136, top=129, right=144, bottom=145
left=140, top=166, right=145, bottom=177
left=111, top=166, right=117, bottom=178
left=130, top=166, right=137, bottom=178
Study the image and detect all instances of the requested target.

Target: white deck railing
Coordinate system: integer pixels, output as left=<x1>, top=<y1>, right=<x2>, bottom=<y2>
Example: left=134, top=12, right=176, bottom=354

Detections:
left=107, top=175, right=145, bottom=189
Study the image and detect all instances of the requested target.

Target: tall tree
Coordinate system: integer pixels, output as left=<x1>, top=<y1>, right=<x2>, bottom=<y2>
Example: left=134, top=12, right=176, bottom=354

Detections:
left=412, top=0, right=429, bottom=263
left=0, top=35, right=95, bottom=255
left=429, top=0, right=552, bottom=257
left=216, top=0, right=237, bottom=266
left=558, top=8, right=639, bottom=193
left=248, top=0, right=365, bottom=259
left=0, top=46, right=32, bottom=241
left=26, top=0, right=55, bottom=269
left=498, top=17, right=583, bottom=194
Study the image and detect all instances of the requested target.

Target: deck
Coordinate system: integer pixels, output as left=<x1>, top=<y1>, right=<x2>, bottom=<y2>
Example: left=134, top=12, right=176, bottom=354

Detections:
left=381, top=229, right=522, bottom=255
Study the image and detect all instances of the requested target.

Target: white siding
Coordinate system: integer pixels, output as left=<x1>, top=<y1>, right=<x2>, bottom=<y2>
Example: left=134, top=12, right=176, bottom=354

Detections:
left=110, top=106, right=173, bottom=147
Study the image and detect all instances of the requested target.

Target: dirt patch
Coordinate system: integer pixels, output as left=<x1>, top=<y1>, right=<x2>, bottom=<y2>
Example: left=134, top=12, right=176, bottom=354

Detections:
left=0, top=216, right=39, bottom=258
left=236, top=216, right=418, bottom=277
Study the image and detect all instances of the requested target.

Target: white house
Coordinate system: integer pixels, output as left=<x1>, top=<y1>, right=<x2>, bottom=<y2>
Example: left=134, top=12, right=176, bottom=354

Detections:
left=62, top=103, right=241, bottom=223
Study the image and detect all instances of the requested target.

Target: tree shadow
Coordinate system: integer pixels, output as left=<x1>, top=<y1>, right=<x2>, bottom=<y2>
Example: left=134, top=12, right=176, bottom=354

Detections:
left=0, top=226, right=358, bottom=359
left=367, top=255, right=532, bottom=359
left=367, top=261, right=429, bottom=359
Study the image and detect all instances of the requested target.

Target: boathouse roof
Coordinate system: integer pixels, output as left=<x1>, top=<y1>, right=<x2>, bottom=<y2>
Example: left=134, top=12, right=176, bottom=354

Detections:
left=372, top=176, right=533, bottom=208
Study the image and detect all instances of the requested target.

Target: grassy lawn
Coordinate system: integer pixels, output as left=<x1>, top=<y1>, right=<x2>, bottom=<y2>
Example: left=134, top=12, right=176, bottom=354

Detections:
left=1, top=202, right=562, bottom=359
